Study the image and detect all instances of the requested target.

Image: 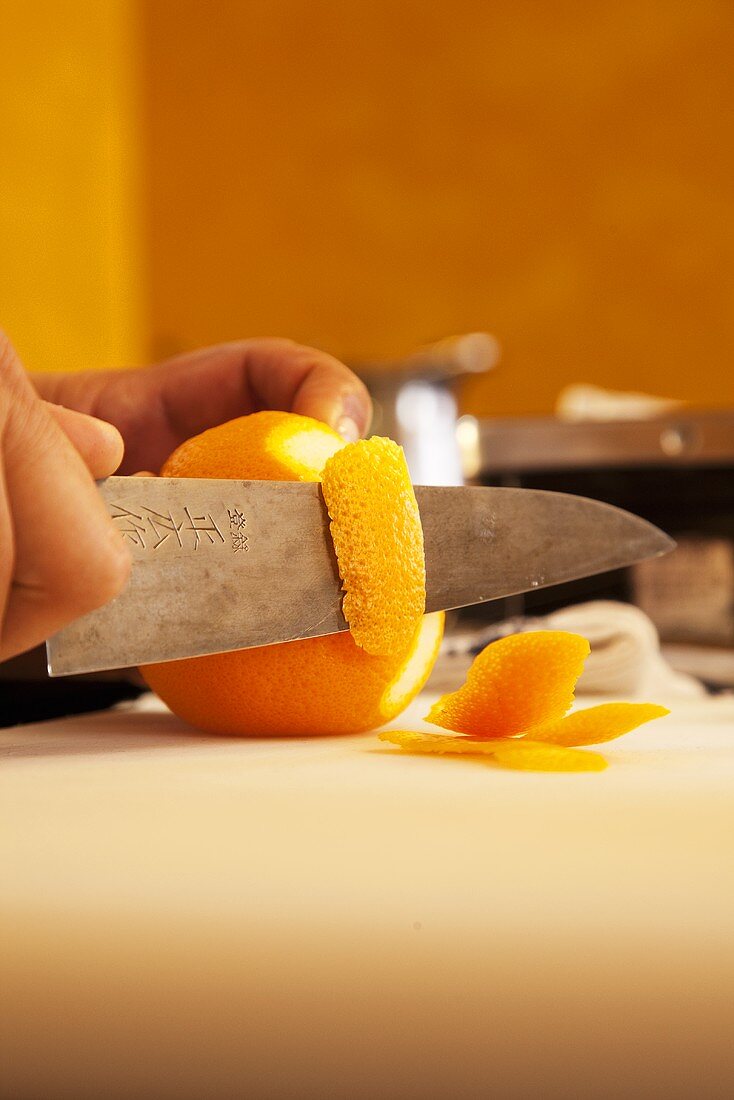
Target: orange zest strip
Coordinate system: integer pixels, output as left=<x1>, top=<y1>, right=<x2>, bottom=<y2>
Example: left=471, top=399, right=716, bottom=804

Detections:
left=378, top=729, right=606, bottom=771
left=527, top=702, right=670, bottom=747
left=378, top=729, right=511, bottom=755
left=381, top=634, right=669, bottom=772
left=321, top=437, right=426, bottom=657
left=425, top=631, right=590, bottom=738
left=491, top=740, right=607, bottom=772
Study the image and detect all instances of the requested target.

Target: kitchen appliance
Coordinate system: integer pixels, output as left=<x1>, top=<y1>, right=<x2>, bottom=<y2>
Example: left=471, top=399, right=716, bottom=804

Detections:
left=349, top=332, right=499, bottom=485
left=458, top=409, right=734, bottom=684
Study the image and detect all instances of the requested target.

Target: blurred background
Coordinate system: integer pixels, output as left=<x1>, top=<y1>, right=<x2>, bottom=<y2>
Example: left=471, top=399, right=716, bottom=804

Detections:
left=2, top=0, right=734, bottom=415
left=3, top=0, right=734, bottom=715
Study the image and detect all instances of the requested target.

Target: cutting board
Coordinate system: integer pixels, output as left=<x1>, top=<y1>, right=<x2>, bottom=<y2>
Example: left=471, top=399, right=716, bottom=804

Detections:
left=2, top=692, right=734, bottom=1099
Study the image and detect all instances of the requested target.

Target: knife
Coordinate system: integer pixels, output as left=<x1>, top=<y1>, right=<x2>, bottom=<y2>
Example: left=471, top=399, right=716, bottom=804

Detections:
left=46, top=476, right=674, bottom=676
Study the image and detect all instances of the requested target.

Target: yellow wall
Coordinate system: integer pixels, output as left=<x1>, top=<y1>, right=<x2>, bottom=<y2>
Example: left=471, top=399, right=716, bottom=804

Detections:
left=1, top=0, right=144, bottom=373
left=140, top=0, right=734, bottom=414
left=3, top=2, right=734, bottom=416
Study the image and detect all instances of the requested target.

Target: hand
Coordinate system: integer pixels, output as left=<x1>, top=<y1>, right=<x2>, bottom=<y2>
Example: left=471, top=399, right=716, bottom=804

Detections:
left=31, top=340, right=372, bottom=475
left=0, top=332, right=131, bottom=661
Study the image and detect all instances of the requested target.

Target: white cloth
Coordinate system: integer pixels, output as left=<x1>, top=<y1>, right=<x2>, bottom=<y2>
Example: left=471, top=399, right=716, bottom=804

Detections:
left=436, top=601, right=706, bottom=699
left=541, top=600, right=705, bottom=699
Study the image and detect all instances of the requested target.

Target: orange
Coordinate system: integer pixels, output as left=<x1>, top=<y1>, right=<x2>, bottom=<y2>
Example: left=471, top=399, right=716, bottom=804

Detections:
left=141, top=411, right=444, bottom=736
left=160, top=409, right=344, bottom=483
left=321, top=437, right=425, bottom=657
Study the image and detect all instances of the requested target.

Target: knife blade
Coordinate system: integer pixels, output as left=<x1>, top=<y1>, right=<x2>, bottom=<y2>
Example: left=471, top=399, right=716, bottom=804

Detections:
left=46, top=476, right=674, bottom=676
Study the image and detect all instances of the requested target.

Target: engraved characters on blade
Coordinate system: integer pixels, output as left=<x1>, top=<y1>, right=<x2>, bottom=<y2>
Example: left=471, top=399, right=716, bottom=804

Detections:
left=111, top=503, right=247, bottom=552
left=228, top=508, right=249, bottom=553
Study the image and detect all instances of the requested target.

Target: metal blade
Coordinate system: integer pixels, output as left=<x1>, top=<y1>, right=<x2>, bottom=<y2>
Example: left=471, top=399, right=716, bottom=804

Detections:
left=46, top=477, right=674, bottom=675
left=417, top=484, right=674, bottom=613
left=47, top=477, right=346, bottom=676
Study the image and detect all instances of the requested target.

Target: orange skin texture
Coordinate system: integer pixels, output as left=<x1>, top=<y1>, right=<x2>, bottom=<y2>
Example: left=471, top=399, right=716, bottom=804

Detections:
left=321, top=437, right=425, bottom=657
left=427, top=631, right=591, bottom=738
left=526, top=702, right=670, bottom=747
left=161, top=409, right=342, bottom=482
left=144, top=623, right=441, bottom=737
left=141, top=411, right=443, bottom=737
left=380, top=634, right=670, bottom=772
left=379, top=730, right=608, bottom=772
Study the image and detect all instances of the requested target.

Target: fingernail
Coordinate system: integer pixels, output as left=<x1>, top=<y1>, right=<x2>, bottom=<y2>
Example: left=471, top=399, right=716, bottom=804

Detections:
left=98, top=418, right=124, bottom=445
left=336, top=415, right=360, bottom=443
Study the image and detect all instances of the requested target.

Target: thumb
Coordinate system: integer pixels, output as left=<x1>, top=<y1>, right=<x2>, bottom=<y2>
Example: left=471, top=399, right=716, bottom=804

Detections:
left=45, top=402, right=125, bottom=478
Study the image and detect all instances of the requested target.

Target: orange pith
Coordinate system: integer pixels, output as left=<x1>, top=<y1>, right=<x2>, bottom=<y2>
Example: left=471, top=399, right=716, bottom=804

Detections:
left=380, top=631, right=669, bottom=772
left=141, top=411, right=443, bottom=736
left=321, top=437, right=425, bottom=657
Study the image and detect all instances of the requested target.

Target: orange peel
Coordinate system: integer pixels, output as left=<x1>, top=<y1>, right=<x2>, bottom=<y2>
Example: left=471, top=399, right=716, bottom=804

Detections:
left=378, top=730, right=606, bottom=771
left=528, top=702, right=670, bottom=746
left=490, top=741, right=607, bottom=772
left=321, top=437, right=426, bottom=657
left=379, top=631, right=670, bottom=772
left=379, top=730, right=511, bottom=755
left=426, top=631, right=590, bottom=738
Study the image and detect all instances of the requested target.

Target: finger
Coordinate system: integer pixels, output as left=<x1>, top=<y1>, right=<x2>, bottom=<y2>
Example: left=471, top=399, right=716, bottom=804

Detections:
left=45, top=402, right=125, bottom=478
left=32, top=341, right=373, bottom=475
left=127, top=342, right=371, bottom=471
left=0, top=352, right=131, bottom=661
left=0, top=463, right=14, bottom=633
left=151, top=340, right=372, bottom=441
left=238, top=340, right=372, bottom=441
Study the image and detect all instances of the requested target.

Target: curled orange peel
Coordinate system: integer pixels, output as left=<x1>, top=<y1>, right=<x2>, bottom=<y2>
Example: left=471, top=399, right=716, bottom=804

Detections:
left=322, top=437, right=426, bottom=657
left=426, top=631, right=590, bottom=738
left=379, top=632, right=670, bottom=772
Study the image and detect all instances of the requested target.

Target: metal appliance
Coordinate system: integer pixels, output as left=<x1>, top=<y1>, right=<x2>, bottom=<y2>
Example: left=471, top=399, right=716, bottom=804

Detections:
left=458, top=408, right=734, bottom=686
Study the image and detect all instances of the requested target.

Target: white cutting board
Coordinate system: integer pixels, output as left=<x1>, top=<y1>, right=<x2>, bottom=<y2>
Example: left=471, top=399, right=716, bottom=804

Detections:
left=2, top=692, right=734, bottom=1099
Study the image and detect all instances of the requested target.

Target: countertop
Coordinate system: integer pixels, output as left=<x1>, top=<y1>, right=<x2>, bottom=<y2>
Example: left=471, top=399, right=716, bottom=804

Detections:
left=2, top=691, right=733, bottom=1099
